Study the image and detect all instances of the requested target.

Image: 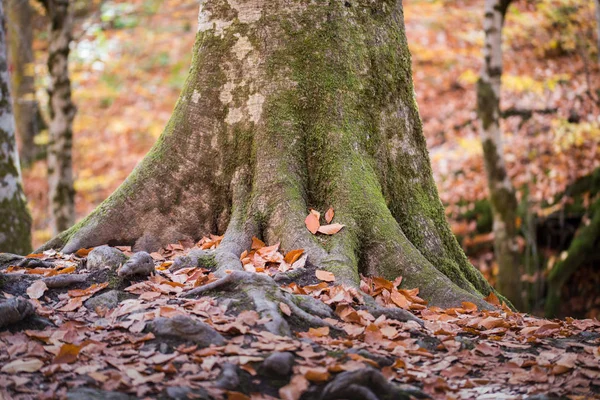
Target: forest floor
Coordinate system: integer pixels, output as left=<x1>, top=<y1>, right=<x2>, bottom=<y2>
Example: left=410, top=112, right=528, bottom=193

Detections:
left=1, top=240, right=599, bottom=399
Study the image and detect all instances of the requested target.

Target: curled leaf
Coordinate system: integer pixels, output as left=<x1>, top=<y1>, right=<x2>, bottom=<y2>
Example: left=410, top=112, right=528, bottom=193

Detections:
left=315, top=270, right=335, bottom=282
left=317, top=223, right=344, bottom=235
left=305, top=213, right=320, bottom=235
left=26, top=280, right=48, bottom=300
left=325, top=208, right=334, bottom=223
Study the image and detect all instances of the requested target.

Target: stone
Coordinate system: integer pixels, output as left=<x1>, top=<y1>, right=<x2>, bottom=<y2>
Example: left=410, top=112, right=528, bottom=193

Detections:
left=84, top=290, right=120, bottom=311
left=261, top=352, right=295, bottom=377
left=86, top=246, right=127, bottom=271
left=147, top=315, right=225, bottom=347
left=169, top=249, right=213, bottom=272
left=118, top=251, right=154, bottom=279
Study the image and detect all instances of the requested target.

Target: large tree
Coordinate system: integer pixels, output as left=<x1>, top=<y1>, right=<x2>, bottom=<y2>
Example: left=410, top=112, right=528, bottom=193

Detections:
left=0, top=0, right=32, bottom=255
left=41, top=0, right=501, bottom=310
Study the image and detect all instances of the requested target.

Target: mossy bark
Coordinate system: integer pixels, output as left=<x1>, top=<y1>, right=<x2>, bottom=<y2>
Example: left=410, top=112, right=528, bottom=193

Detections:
left=44, top=0, right=76, bottom=234
left=0, top=2, right=32, bottom=255
left=41, top=0, right=498, bottom=308
left=477, top=0, right=523, bottom=310
left=6, top=0, right=40, bottom=166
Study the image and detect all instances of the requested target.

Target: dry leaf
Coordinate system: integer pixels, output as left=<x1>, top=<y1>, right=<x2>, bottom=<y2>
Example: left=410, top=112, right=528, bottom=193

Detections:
left=68, top=282, right=109, bottom=298
left=279, top=302, right=292, bottom=316
left=284, top=249, right=304, bottom=265
left=315, top=270, right=335, bottom=282
left=75, top=248, right=94, bottom=257
left=53, top=343, right=82, bottom=364
left=1, top=359, right=44, bottom=374
left=484, top=292, right=501, bottom=306
left=279, top=374, right=309, bottom=400
left=251, top=237, right=266, bottom=250
left=305, top=213, right=320, bottom=234
left=325, top=208, right=334, bottom=223
left=27, top=280, right=48, bottom=300
left=317, top=223, right=344, bottom=235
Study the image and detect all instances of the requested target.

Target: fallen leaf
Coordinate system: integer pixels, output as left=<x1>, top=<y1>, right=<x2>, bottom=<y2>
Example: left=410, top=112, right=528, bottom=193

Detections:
left=317, top=223, right=344, bottom=235
left=251, top=237, right=266, bottom=250
left=279, top=302, right=292, bottom=316
left=279, top=374, right=309, bottom=400
left=1, top=359, right=44, bottom=374
left=315, top=270, right=335, bottom=282
left=305, top=213, right=320, bottom=234
left=27, top=280, right=48, bottom=300
left=325, top=208, right=334, bottom=223
left=53, top=343, right=82, bottom=364
left=284, top=249, right=304, bottom=265
left=68, top=282, right=109, bottom=298
left=484, top=292, right=501, bottom=306
left=75, top=248, right=94, bottom=257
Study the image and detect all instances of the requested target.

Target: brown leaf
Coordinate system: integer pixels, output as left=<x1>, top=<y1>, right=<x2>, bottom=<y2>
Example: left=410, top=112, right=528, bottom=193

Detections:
left=251, top=237, right=266, bottom=250
left=75, top=248, right=94, bottom=257
left=325, top=208, right=334, bottom=223
left=390, top=291, right=410, bottom=309
left=461, top=301, right=478, bottom=312
left=305, top=213, right=320, bottom=234
left=57, top=297, right=84, bottom=312
left=279, top=374, right=309, bottom=400
left=284, top=249, right=304, bottom=265
left=317, top=223, right=344, bottom=235
left=279, top=302, right=292, bottom=316
left=27, top=280, right=48, bottom=300
left=315, top=270, right=335, bottom=282
left=484, top=292, right=501, bottom=306
left=1, top=359, right=44, bottom=374
left=68, top=282, right=109, bottom=298
left=53, top=343, right=82, bottom=364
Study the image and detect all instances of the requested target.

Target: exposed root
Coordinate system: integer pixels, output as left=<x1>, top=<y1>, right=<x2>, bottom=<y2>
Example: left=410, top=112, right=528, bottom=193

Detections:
left=182, top=270, right=337, bottom=336
left=43, top=273, right=90, bottom=288
left=361, top=294, right=424, bottom=327
left=0, top=297, right=35, bottom=329
left=320, top=368, right=416, bottom=400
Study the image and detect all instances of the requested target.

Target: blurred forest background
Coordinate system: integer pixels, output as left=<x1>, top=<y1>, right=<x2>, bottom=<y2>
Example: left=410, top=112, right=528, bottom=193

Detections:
left=7, top=0, right=600, bottom=318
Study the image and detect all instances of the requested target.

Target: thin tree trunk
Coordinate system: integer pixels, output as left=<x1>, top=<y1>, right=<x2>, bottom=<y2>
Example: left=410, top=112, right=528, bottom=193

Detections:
left=477, top=0, right=523, bottom=310
left=44, top=0, right=76, bottom=234
left=596, top=0, right=600, bottom=63
left=41, top=0, right=502, bottom=309
left=0, top=1, right=32, bottom=255
left=5, top=0, right=40, bottom=167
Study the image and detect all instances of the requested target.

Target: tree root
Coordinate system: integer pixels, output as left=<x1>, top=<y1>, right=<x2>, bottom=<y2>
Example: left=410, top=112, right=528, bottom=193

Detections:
left=43, top=274, right=90, bottom=288
left=0, top=297, right=35, bottom=329
left=182, top=270, right=339, bottom=336
left=320, top=368, right=419, bottom=400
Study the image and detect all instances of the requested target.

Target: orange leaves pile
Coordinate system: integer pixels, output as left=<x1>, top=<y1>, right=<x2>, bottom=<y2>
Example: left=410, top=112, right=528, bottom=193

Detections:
left=240, top=238, right=306, bottom=274
left=305, top=208, right=344, bottom=236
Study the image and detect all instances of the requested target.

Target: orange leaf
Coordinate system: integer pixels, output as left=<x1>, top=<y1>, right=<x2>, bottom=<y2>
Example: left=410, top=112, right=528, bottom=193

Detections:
left=227, top=392, right=250, bottom=400
left=284, top=249, right=304, bottom=265
left=461, top=301, right=478, bottom=312
left=390, top=291, right=409, bottom=309
left=279, top=374, right=309, bottom=400
left=279, top=302, right=292, bottom=316
left=484, top=292, right=501, bottom=306
left=68, top=282, right=109, bottom=298
left=325, top=208, right=334, bottom=223
left=52, top=343, right=82, bottom=364
left=57, top=266, right=76, bottom=275
left=251, top=237, right=266, bottom=250
left=305, top=213, right=320, bottom=234
left=75, top=248, right=93, bottom=257
left=317, top=223, right=344, bottom=235
left=315, top=270, right=335, bottom=282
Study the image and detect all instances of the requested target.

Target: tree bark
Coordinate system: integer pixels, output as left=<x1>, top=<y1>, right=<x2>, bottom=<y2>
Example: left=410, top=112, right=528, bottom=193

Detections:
left=596, top=0, right=600, bottom=63
left=40, top=0, right=501, bottom=309
left=5, top=0, right=41, bottom=167
left=0, top=1, right=32, bottom=255
left=44, top=0, right=76, bottom=235
left=477, top=0, right=523, bottom=310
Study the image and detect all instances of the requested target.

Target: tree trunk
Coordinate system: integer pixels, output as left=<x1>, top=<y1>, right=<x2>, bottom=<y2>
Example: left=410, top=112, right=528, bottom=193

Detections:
left=596, top=0, right=600, bottom=63
left=45, top=0, right=76, bottom=235
left=40, top=0, right=501, bottom=309
left=0, top=1, right=32, bottom=255
left=477, top=0, right=523, bottom=310
left=5, top=0, right=41, bottom=167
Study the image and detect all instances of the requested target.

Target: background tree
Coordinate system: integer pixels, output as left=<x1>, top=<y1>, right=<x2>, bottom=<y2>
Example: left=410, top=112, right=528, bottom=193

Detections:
left=41, top=0, right=502, bottom=309
left=42, top=0, right=76, bottom=235
left=477, top=0, right=523, bottom=310
left=5, top=0, right=42, bottom=167
left=0, top=0, right=32, bottom=254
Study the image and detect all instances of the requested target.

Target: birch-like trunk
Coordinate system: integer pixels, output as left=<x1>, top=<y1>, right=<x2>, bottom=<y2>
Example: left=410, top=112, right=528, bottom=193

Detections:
left=41, top=0, right=503, bottom=309
left=45, top=0, right=76, bottom=235
left=5, top=0, right=40, bottom=166
left=596, top=0, right=600, bottom=63
left=477, top=0, right=523, bottom=310
left=0, top=1, right=32, bottom=254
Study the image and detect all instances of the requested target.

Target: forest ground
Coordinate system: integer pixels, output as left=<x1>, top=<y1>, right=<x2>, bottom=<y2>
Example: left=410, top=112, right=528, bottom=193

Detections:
left=0, top=240, right=599, bottom=399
